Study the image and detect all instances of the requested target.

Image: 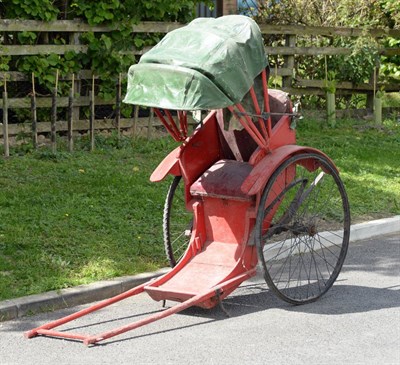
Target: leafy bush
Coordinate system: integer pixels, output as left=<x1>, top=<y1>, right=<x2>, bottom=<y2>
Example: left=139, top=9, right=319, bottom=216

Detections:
left=252, top=0, right=399, bottom=109
left=0, top=0, right=213, bottom=98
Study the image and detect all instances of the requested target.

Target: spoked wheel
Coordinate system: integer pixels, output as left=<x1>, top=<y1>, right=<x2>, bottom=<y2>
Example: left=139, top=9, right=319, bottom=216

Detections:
left=255, top=153, right=350, bottom=304
left=163, top=176, right=193, bottom=267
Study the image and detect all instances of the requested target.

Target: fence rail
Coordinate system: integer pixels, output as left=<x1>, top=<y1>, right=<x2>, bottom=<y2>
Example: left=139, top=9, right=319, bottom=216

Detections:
left=1, top=19, right=399, bottom=36
left=1, top=19, right=399, bottom=154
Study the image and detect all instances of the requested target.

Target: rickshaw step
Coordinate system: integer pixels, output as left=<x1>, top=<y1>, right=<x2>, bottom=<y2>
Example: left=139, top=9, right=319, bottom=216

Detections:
left=145, top=240, right=245, bottom=306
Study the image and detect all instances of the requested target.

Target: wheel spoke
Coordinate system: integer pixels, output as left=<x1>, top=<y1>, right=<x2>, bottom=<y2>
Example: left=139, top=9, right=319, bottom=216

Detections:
left=256, top=153, right=350, bottom=304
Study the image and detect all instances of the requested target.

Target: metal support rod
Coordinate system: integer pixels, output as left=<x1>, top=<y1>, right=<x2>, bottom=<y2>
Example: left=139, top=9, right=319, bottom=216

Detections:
left=261, top=69, right=272, bottom=137
left=233, top=103, right=268, bottom=149
left=177, top=111, right=188, bottom=137
left=236, top=111, right=301, bottom=119
left=84, top=287, right=219, bottom=345
left=37, top=329, right=87, bottom=341
left=153, top=108, right=182, bottom=142
left=84, top=269, right=255, bottom=346
left=25, top=268, right=256, bottom=346
left=164, top=109, right=181, bottom=137
left=249, top=86, right=269, bottom=139
left=24, top=282, right=148, bottom=339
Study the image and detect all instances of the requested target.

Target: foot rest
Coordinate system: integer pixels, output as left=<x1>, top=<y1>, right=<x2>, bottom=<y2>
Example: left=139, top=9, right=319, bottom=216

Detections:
left=190, top=159, right=253, bottom=201
left=145, top=241, right=241, bottom=304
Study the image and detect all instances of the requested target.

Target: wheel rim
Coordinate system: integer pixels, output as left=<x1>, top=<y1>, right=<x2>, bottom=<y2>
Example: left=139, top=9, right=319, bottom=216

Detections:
left=256, top=153, right=350, bottom=304
left=163, top=176, right=193, bottom=267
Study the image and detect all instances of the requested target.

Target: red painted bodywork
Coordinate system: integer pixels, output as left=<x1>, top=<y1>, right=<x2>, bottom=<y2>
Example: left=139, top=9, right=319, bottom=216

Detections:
left=25, top=68, right=339, bottom=346
left=150, top=145, right=181, bottom=182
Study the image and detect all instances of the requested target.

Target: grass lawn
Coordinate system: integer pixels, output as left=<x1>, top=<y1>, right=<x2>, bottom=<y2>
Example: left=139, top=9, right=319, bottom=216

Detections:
left=0, top=118, right=399, bottom=301
left=297, top=117, right=400, bottom=220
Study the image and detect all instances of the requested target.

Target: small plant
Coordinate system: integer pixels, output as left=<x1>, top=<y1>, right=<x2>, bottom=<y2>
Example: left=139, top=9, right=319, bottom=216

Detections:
left=323, top=71, right=337, bottom=94
left=375, top=87, right=385, bottom=99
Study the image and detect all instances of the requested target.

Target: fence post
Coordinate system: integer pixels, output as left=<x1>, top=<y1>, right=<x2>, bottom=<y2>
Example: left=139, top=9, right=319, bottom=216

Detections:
left=374, top=94, right=382, bottom=125
left=2, top=90, right=9, bottom=157
left=51, top=71, right=58, bottom=153
left=89, top=75, right=95, bottom=151
left=132, top=105, right=139, bottom=137
left=115, top=74, right=121, bottom=139
left=282, top=34, right=296, bottom=88
left=68, top=75, right=74, bottom=152
left=326, top=92, right=336, bottom=127
left=31, top=73, right=38, bottom=149
left=372, top=67, right=382, bottom=125
left=366, top=61, right=380, bottom=111
left=70, top=30, right=81, bottom=122
left=147, top=108, right=154, bottom=140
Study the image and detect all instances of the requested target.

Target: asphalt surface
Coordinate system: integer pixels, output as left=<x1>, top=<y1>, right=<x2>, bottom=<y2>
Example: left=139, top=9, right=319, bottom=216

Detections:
left=0, top=232, right=399, bottom=365
left=1, top=215, right=398, bottom=322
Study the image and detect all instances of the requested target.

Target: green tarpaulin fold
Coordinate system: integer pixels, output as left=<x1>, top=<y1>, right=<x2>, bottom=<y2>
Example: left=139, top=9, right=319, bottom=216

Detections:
left=123, top=15, right=268, bottom=110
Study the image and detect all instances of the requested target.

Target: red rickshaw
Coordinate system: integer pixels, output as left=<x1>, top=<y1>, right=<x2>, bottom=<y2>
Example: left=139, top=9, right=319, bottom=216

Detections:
left=25, top=15, right=350, bottom=346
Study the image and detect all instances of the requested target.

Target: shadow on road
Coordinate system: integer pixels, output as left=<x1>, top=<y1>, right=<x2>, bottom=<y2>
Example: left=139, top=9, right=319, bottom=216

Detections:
left=3, top=233, right=399, bottom=346
left=226, top=282, right=400, bottom=316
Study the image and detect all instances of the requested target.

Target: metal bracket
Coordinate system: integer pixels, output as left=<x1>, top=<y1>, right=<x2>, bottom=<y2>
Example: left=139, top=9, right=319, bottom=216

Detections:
left=236, top=111, right=302, bottom=120
left=215, top=288, right=230, bottom=318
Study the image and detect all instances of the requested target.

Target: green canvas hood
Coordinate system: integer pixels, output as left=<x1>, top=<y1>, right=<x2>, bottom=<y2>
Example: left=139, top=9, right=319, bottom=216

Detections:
left=123, top=15, right=268, bottom=110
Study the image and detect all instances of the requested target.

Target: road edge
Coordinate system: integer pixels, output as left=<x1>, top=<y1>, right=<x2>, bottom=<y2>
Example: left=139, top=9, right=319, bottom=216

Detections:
left=1, top=215, right=399, bottom=322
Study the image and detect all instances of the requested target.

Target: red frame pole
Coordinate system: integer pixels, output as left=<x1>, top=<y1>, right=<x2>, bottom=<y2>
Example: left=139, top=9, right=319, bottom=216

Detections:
left=25, top=268, right=256, bottom=346
left=154, top=108, right=182, bottom=141
left=83, top=268, right=256, bottom=345
left=229, top=104, right=267, bottom=150
left=178, top=110, right=188, bottom=137
left=24, top=282, right=147, bottom=339
left=164, top=109, right=182, bottom=138
left=249, top=86, right=269, bottom=140
left=261, top=69, right=272, bottom=137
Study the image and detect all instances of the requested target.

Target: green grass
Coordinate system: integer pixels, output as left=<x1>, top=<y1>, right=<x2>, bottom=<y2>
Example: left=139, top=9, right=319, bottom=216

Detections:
left=0, top=136, right=179, bottom=300
left=296, top=118, right=400, bottom=220
left=383, top=92, right=400, bottom=107
left=0, top=119, right=399, bottom=301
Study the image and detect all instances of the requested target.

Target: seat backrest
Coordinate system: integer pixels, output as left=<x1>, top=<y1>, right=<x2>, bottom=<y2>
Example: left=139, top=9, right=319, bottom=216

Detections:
left=216, top=89, right=292, bottom=162
left=179, top=111, right=222, bottom=185
left=269, top=89, right=292, bottom=126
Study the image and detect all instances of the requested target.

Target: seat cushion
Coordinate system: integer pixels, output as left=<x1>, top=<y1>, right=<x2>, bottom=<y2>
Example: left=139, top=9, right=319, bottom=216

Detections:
left=190, top=159, right=253, bottom=201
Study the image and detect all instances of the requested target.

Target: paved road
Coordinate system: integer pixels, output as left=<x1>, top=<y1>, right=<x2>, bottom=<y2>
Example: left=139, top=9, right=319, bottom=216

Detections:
left=1, top=233, right=399, bottom=365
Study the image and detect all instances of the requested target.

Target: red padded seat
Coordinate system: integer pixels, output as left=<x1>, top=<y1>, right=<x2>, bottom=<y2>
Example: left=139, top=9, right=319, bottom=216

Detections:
left=190, top=159, right=253, bottom=201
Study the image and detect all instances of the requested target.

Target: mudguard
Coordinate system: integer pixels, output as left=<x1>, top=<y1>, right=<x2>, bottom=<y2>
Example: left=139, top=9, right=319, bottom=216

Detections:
left=150, top=145, right=182, bottom=182
left=241, top=145, right=338, bottom=196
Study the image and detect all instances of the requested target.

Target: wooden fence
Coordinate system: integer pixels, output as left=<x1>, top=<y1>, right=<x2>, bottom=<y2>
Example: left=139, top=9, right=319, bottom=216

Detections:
left=1, top=19, right=399, bottom=154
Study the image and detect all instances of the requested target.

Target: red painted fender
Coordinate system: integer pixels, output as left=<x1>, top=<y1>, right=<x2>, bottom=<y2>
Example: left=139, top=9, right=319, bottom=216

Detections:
left=241, top=145, right=338, bottom=196
left=150, top=145, right=182, bottom=182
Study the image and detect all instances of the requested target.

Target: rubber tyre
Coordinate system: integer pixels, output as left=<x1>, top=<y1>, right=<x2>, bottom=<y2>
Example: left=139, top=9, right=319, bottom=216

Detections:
left=163, top=176, right=193, bottom=267
left=255, top=153, right=350, bottom=304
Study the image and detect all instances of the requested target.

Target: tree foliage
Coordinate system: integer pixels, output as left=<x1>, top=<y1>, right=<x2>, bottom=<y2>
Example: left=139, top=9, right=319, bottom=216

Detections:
left=251, top=0, right=399, bottom=85
left=0, top=0, right=212, bottom=97
left=254, top=0, right=399, bottom=29
left=239, top=0, right=399, bottom=109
